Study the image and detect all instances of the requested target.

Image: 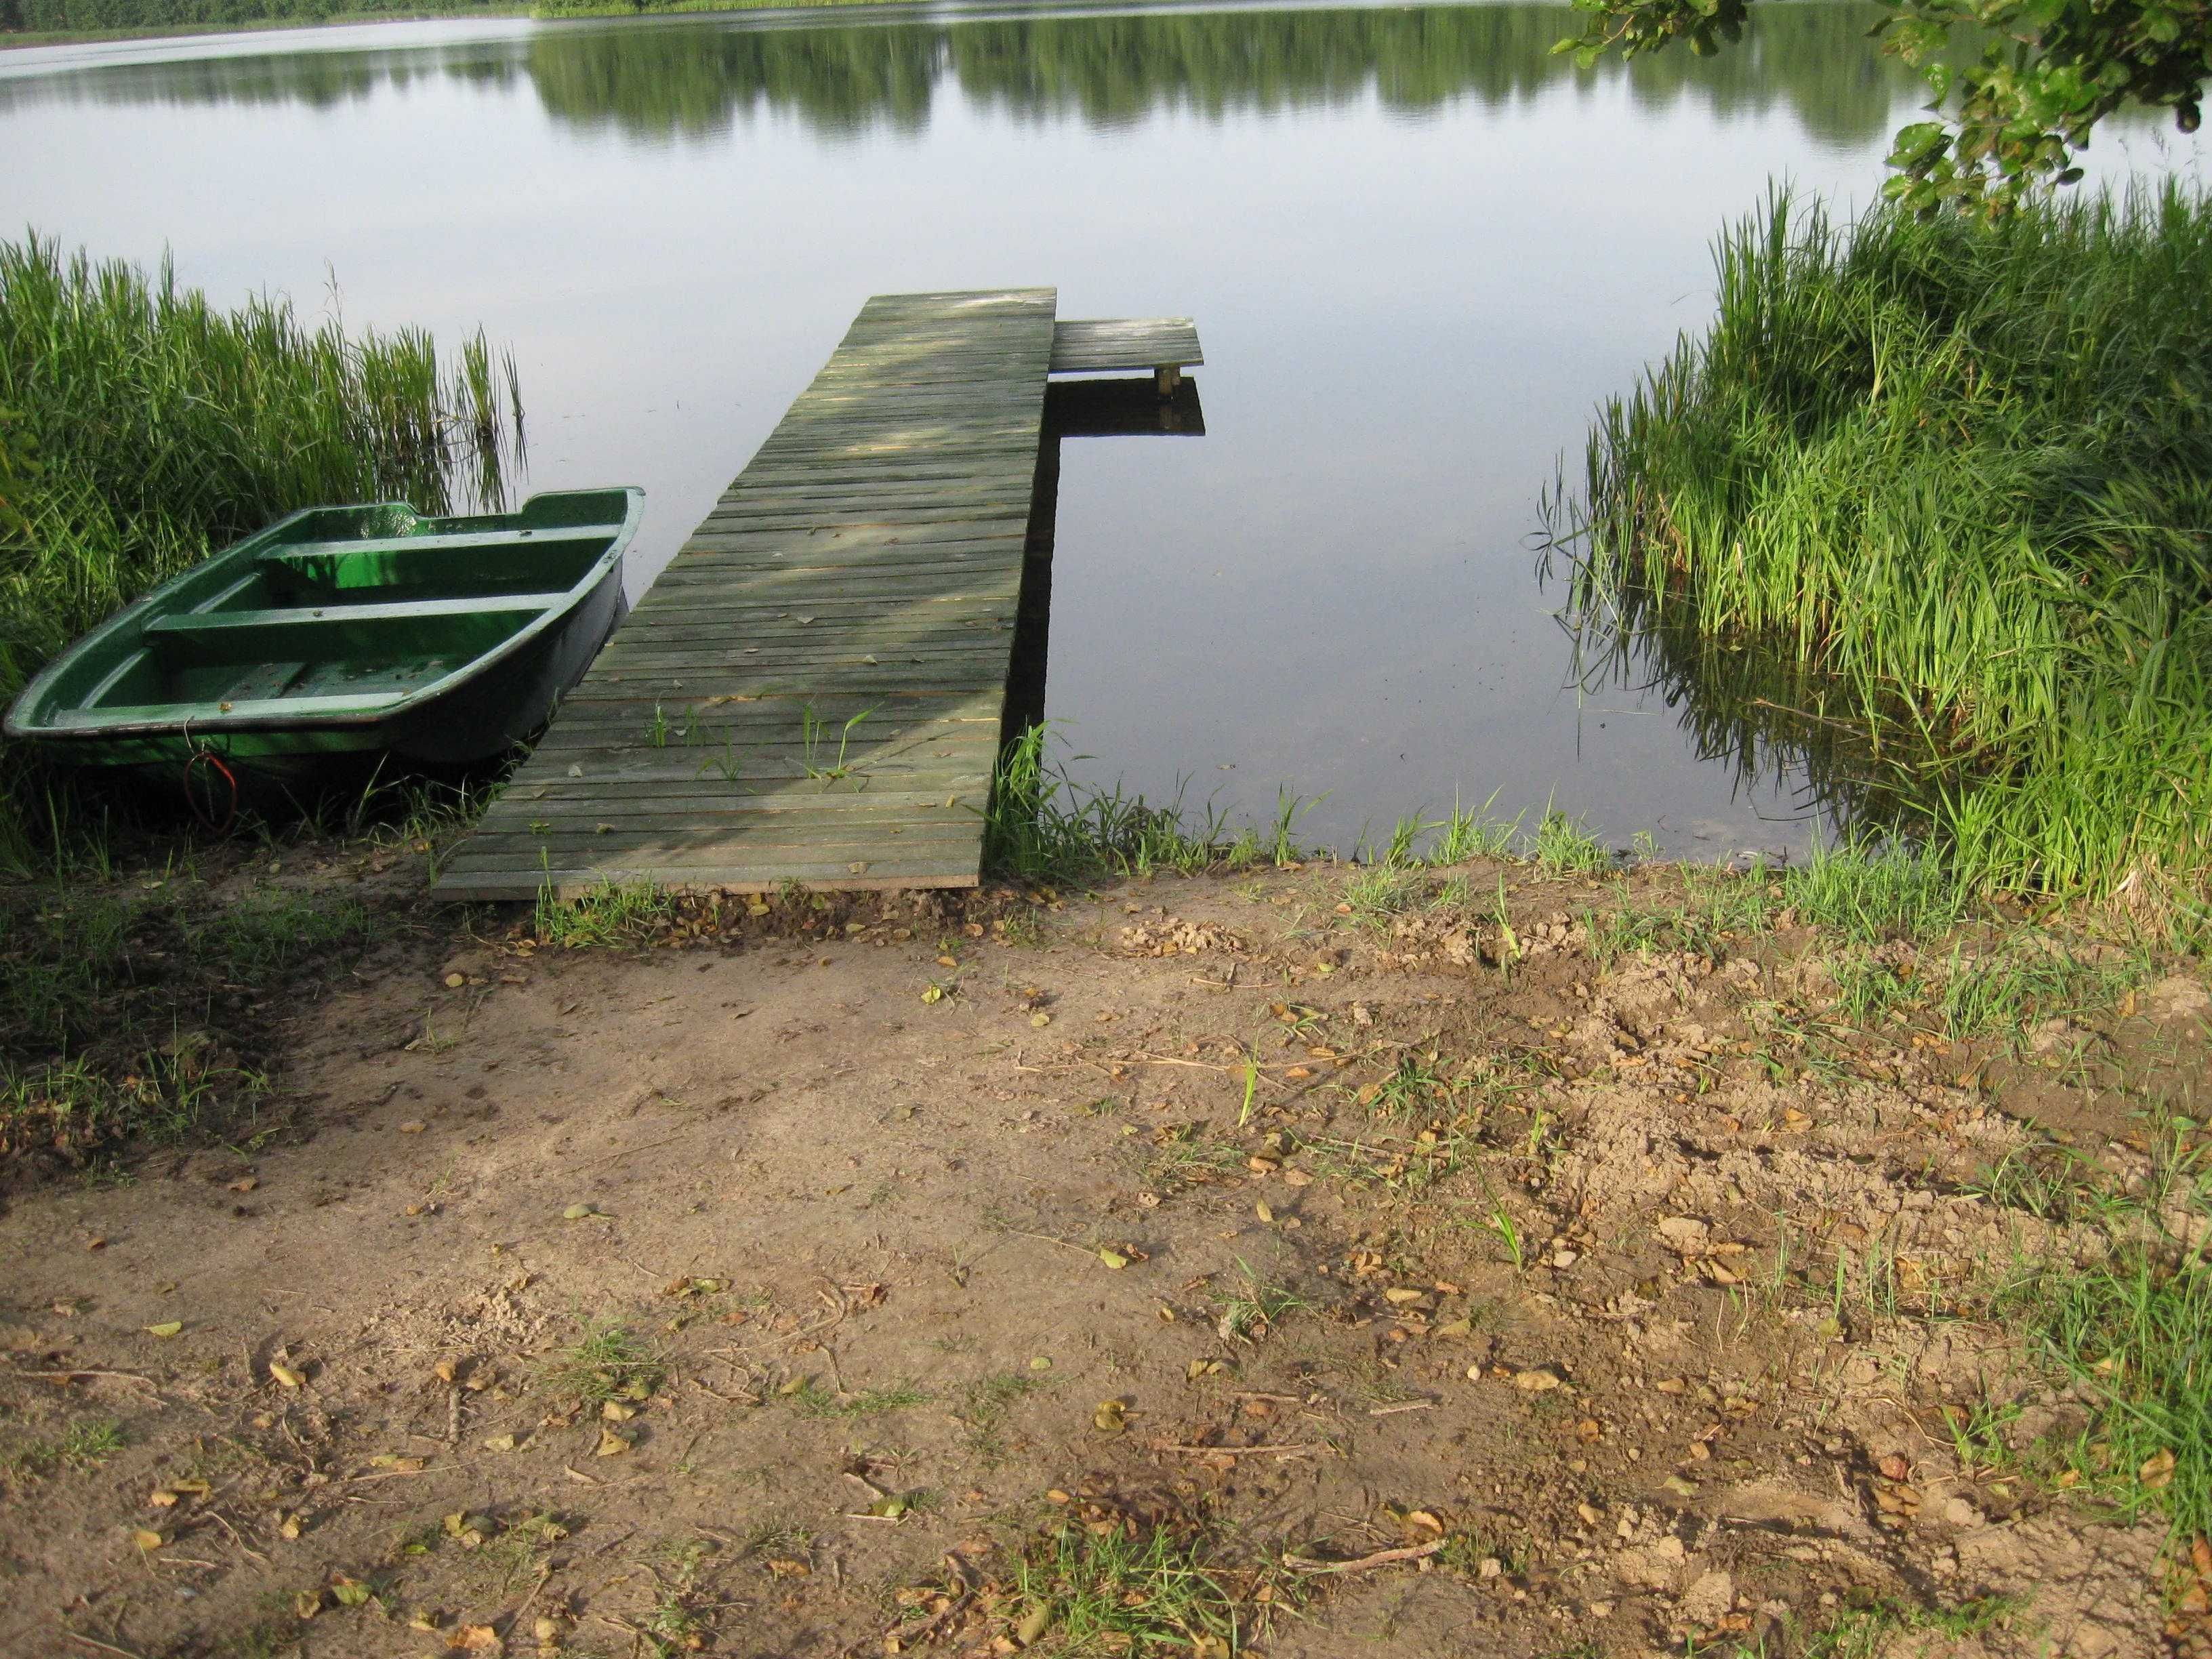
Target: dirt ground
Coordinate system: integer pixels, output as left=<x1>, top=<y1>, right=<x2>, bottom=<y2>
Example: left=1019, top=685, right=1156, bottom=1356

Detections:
left=1, top=850, right=2208, bottom=1659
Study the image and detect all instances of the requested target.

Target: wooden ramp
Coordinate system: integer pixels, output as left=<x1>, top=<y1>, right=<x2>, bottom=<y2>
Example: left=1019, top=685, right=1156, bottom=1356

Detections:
left=434, top=289, right=1059, bottom=900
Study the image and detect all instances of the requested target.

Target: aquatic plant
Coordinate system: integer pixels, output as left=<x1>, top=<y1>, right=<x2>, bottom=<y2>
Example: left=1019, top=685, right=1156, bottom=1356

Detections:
left=1559, top=184, right=2212, bottom=903
left=983, top=723, right=1285, bottom=884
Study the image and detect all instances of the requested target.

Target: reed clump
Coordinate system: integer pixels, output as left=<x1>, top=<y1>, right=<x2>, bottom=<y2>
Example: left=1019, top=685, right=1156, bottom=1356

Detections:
left=1563, top=184, right=2212, bottom=902
left=984, top=723, right=1251, bottom=883
left=0, top=233, right=521, bottom=866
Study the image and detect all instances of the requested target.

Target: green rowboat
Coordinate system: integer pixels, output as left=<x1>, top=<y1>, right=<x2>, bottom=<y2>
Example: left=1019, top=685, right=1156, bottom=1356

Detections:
left=4, top=487, right=642, bottom=790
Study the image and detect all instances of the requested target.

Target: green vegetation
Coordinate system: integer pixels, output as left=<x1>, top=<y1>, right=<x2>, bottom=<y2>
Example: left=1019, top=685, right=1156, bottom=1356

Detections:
left=201, top=890, right=376, bottom=979
left=1584, top=829, right=2128, bottom=970
left=787, top=1378, right=930, bottom=1420
left=1782, top=840, right=1969, bottom=944
left=638, top=1538, right=716, bottom=1659
left=0, top=0, right=506, bottom=36
left=1797, top=1595, right=2019, bottom=1658
left=1429, top=794, right=1521, bottom=864
left=1561, top=0, right=2210, bottom=213
left=0, top=232, right=519, bottom=866
left=1581, top=837, right=1969, bottom=962
left=1007, top=1519, right=1244, bottom=1654
left=0, top=881, right=380, bottom=1166
left=1361, top=1053, right=1457, bottom=1121
left=983, top=722, right=1256, bottom=884
left=798, top=701, right=876, bottom=785
left=1530, top=808, right=1607, bottom=876
left=1561, top=185, right=2212, bottom=903
left=1211, top=1260, right=1307, bottom=1343
left=541, top=1321, right=665, bottom=1404
left=1343, top=861, right=1427, bottom=918
left=1824, top=926, right=2144, bottom=1044
left=2002, top=1240, right=2212, bottom=1541
left=531, top=0, right=884, bottom=16
left=988, top=724, right=1589, bottom=886
left=2, top=1417, right=125, bottom=1482
left=530, top=873, right=681, bottom=948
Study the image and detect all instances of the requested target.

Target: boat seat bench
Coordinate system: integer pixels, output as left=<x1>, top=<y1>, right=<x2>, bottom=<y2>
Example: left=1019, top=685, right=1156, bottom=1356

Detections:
left=142, top=592, right=564, bottom=668
left=53, top=690, right=411, bottom=728
left=262, top=526, right=623, bottom=598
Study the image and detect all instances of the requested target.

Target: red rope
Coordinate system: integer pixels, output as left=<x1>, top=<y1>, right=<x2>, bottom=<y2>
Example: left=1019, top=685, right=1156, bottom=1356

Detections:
left=183, top=749, right=239, bottom=835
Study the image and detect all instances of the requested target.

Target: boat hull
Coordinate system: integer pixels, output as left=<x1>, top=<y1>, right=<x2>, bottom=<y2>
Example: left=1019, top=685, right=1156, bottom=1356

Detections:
left=23, top=567, right=628, bottom=795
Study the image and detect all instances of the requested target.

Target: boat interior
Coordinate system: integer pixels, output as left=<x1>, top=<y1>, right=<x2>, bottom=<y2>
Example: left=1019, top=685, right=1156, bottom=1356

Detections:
left=75, top=491, right=634, bottom=720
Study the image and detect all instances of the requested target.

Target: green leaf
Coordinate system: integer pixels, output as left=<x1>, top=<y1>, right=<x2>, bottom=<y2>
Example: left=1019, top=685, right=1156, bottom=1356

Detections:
left=1561, top=0, right=2200, bottom=200
left=1888, top=120, right=1953, bottom=164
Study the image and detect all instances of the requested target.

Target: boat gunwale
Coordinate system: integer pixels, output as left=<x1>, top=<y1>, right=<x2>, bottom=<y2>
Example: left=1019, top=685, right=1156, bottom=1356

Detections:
left=1, top=487, right=644, bottom=743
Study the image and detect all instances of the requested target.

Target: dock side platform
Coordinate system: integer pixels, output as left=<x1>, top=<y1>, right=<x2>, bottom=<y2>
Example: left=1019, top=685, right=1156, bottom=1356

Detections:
left=1050, top=317, right=1204, bottom=394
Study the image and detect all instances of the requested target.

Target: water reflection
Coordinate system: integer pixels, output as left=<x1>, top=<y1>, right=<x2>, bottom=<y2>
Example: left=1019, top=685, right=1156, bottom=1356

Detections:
left=1560, top=578, right=1883, bottom=851
left=1006, top=375, right=1210, bottom=741
left=1, top=2, right=1916, bottom=148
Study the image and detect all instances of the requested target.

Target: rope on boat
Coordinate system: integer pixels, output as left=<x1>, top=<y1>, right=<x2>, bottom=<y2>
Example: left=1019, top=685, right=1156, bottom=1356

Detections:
left=183, top=749, right=240, bottom=835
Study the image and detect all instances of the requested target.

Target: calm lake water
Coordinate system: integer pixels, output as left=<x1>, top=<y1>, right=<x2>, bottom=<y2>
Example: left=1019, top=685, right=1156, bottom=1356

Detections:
left=3, top=1, right=2203, bottom=857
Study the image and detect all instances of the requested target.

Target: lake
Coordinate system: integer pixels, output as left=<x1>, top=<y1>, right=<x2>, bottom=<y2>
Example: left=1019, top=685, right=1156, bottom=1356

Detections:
left=3, top=1, right=2202, bottom=859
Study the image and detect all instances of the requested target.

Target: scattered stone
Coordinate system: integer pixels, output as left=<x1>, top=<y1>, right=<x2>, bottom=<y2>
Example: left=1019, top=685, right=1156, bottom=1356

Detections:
left=1679, top=1568, right=1735, bottom=1625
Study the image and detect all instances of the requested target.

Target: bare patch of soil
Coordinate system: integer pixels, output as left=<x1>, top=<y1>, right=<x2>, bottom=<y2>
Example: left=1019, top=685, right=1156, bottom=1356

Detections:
left=1, top=855, right=2205, bottom=1659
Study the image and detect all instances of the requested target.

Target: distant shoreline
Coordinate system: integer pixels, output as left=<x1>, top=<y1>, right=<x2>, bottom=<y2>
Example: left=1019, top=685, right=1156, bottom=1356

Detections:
left=1, top=0, right=941, bottom=54
left=0, top=8, right=523, bottom=52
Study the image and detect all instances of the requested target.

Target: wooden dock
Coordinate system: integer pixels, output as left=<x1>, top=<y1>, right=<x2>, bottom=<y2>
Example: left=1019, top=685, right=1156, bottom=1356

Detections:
left=434, top=289, right=1197, bottom=901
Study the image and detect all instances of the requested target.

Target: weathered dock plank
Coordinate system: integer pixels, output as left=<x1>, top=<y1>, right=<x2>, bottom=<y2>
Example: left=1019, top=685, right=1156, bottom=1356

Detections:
left=1050, top=318, right=1204, bottom=375
left=433, top=289, right=1058, bottom=901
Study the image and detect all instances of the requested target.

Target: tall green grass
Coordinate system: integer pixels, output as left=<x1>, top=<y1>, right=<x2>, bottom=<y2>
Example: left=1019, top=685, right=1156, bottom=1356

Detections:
left=984, top=723, right=1251, bottom=884
left=1560, top=184, right=2212, bottom=903
left=0, top=234, right=521, bottom=867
